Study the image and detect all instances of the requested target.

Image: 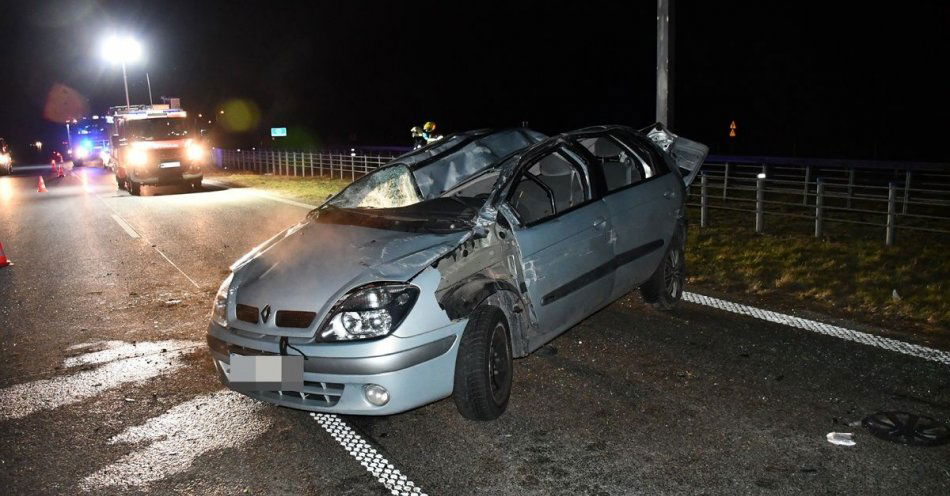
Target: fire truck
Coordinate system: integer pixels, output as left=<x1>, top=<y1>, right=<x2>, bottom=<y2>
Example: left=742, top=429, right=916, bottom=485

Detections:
left=103, top=104, right=205, bottom=195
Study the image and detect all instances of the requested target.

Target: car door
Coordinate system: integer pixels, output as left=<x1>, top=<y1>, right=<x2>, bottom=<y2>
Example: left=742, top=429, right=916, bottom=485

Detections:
left=503, top=145, right=614, bottom=349
left=575, top=132, right=679, bottom=300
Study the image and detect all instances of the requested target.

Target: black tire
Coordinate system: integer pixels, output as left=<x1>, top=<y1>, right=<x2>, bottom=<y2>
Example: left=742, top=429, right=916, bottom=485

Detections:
left=452, top=306, right=513, bottom=421
left=188, top=178, right=202, bottom=191
left=639, top=234, right=685, bottom=311
left=116, top=175, right=126, bottom=190
left=129, top=180, right=142, bottom=196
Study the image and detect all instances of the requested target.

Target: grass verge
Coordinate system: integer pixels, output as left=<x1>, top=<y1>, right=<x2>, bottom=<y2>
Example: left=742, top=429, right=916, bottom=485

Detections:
left=205, top=170, right=350, bottom=205
left=685, top=208, right=949, bottom=343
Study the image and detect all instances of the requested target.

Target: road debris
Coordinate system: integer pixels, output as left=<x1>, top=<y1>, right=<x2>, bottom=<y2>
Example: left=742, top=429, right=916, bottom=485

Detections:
left=826, top=432, right=856, bottom=446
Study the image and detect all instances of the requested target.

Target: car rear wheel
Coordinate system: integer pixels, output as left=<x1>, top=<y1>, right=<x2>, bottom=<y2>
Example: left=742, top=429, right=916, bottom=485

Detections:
left=129, top=180, right=142, bottom=196
left=453, top=306, right=512, bottom=421
left=640, top=235, right=685, bottom=311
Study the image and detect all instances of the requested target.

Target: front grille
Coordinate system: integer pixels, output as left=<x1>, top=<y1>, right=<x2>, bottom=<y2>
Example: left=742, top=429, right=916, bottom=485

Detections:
left=259, top=381, right=345, bottom=407
left=276, top=310, right=316, bottom=328
left=236, top=304, right=259, bottom=324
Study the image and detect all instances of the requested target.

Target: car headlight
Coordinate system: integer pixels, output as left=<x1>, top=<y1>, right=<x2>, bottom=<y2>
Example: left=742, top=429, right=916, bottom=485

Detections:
left=211, top=273, right=234, bottom=327
left=0, top=153, right=10, bottom=165
left=318, top=283, right=419, bottom=342
left=74, top=146, right=89, bottom=159
left=128, top=148, right=148, bottom=166
left=186, top=142, right=205, bottom=161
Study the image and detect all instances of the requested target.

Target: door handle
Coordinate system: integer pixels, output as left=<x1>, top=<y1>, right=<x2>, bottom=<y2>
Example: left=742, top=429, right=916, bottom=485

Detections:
left=593, top=217, right=607, bottom=230
left=663, top=191, right=674, bottom=200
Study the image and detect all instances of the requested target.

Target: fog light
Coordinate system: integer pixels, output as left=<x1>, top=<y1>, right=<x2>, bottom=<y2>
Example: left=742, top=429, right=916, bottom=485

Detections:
left=363, top=384, right=390, bottom=406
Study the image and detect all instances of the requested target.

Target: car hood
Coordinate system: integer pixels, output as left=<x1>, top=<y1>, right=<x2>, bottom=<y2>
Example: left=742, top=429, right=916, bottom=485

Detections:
left=229, top=217, right=468, bottom=337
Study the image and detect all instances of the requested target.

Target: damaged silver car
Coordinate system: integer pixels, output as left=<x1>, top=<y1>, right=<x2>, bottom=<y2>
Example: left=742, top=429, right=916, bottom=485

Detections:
left=207, top=124, right=707, bottom=420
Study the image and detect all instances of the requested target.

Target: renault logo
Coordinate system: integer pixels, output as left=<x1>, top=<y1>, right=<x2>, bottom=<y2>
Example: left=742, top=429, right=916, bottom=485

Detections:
left=260, top=305, right=272, bottom=323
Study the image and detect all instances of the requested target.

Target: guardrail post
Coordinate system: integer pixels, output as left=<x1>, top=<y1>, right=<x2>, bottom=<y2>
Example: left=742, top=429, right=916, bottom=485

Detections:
left=755, top=175, right=765, bottom=233
left=886, top=181, right=896, bottom=246
left=902, top=170, right=911, bottom=215
left=802, top=165, right=811, bottom=205
left=700, top=173, right=708, bottom=228
left=351, top=154, right=355, bottom=181
left=722, top=162, right=729, bottom=201
left=815, top=178, right=824, bottom=238
left=319, top=153, right=324, bottom=176
left=846, top=167, right=855, bottom=208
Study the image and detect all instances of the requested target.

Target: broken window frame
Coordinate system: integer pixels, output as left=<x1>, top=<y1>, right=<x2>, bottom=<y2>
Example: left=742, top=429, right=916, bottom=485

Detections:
left=502, top=145, right=594, bottom=228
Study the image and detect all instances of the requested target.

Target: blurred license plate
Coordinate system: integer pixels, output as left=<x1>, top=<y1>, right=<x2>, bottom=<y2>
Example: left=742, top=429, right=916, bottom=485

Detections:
left=229, top=354, right=303, bottom=392
left=159, top=161, right=181, bottom=168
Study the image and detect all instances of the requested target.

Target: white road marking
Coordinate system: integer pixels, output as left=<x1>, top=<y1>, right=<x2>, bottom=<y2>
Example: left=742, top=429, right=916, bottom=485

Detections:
left=96, top=196, right=203, bottom=290
left=63, top=339, right=198, bottom=368
left=683, top=292, right=950, bottom=365
left=0, top=341, right=199, bottom=421
left=313, top=413, right=427, bottom=496
left=110, top=213, right=140, bottom=238
left=152, top=245, right=202, bottom=290
left=80, top=390, right=274, bottom=490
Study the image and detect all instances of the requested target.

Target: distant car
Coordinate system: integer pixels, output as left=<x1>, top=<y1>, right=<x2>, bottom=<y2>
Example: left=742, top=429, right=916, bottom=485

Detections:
left=0, top=138, right=11, bottom=175
left=207, top=124, right=707, bottom=420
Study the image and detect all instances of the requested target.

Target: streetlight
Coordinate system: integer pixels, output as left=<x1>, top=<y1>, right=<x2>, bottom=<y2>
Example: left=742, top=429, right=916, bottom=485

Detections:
left=101, top=35, right=143, bottom=109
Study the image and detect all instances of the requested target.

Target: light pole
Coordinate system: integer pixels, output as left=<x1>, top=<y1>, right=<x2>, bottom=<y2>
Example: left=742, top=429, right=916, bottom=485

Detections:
left=101, top=36, right=143, bottom=109
left=656, top=0, right=674, bottom=127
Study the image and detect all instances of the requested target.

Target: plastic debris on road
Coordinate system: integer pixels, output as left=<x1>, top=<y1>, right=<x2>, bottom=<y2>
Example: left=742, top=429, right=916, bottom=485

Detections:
left=826, top=432, right=856, bottom=446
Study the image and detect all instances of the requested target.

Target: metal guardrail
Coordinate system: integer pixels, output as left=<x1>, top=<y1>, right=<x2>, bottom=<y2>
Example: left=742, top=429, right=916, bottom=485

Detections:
left=212, top=148, right=949, bottom=246
left=689, top=171, right=950, bottom=246
left=212, top=148, right=396, bottom=181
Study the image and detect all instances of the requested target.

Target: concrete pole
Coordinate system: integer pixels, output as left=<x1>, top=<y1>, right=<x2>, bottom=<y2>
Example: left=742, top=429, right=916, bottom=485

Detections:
left=656, top=0, right=674, bottom=127
left=121, top=61, right=131, bottom=109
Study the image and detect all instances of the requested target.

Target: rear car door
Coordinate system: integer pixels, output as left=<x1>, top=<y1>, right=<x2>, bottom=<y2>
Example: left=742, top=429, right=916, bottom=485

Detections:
left=503, top=145, right=614, bottom=348
left=576, top=132, right=680, bottom=300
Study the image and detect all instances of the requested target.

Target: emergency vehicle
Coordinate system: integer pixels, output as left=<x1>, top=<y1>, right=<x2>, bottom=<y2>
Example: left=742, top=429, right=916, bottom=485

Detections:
left=103, top=105, right=205, bottom=195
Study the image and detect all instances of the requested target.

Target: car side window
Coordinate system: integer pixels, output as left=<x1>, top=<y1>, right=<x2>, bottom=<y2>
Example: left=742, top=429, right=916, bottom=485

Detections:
left=509, top=150, right=589, bottom=225
left=578, top=135, right=654, bottom=192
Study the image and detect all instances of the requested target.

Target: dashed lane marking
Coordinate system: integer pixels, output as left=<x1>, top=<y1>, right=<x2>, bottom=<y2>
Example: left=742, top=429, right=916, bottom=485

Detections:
left=110, top=213, right=140, bottom=238
left=313, top=413, right=427, bottom=496
left=80, top=390, right=274, bottom=490
left=683, top=292, right=950, bottom=365
left=97, top=196, right=203, bottom=289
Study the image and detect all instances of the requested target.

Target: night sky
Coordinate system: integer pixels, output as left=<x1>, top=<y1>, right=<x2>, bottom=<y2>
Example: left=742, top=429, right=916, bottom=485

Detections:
left=1, top=1, right=948, bottom=161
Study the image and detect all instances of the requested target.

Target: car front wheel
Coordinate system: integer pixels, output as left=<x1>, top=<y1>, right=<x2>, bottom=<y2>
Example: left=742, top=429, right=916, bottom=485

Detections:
left=452, top=306, right=512, bottom=421
left=640, top=236, right=685, bottom=311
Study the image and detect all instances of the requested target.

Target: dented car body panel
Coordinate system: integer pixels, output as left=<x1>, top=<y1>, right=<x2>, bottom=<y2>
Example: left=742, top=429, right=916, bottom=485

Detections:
left=208, top=125, right=707, bottom=416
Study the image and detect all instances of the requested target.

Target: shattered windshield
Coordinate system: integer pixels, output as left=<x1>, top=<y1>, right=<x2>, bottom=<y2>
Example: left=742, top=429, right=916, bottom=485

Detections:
left=326, top=164, right=422, bottom=209
left=326, top=129, right=545, bottom=211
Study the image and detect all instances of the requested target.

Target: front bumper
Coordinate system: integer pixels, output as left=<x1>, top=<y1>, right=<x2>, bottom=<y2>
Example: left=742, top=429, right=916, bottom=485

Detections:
left=206, top=319, right=466, bottom=415
left=131, top=166, right=203, bottom=185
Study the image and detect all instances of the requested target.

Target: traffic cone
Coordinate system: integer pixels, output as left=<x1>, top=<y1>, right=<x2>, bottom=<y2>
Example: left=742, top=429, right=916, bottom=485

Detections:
left=0, top=242, right=11, bottom=267
left=57, top=163, right=65, bottom=178
left=37, top=176, right=48, bottom=192
left=51, top=160, right=57, bottom=172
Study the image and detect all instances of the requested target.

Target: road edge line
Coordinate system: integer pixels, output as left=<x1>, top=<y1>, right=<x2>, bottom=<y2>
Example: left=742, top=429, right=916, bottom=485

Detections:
left=682, top=291, right=950, bottom=365
left=312, top=413, right=426, bottom=496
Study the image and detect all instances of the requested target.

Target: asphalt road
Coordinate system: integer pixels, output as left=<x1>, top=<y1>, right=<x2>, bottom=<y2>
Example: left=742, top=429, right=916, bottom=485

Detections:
left=1, top=163, right=948, bottom=495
